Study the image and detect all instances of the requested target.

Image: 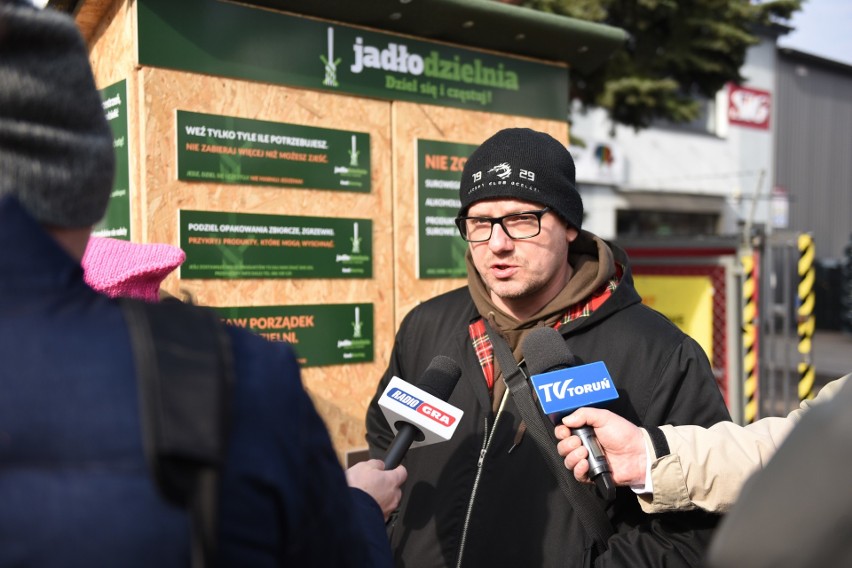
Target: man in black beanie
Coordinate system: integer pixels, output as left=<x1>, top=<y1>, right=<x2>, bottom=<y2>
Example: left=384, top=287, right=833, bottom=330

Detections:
left=0, top=2, right=405, bottom=567
left=366, top=128, right=730, bottom=567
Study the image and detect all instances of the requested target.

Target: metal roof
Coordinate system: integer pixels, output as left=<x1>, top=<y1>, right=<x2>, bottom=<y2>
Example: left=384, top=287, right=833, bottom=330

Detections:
left=57, top=0, right=626, bottom=72
left=237, top=0, right=628, bottom=73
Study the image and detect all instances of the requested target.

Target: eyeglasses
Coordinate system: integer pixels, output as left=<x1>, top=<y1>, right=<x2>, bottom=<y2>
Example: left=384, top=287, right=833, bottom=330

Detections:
left=455, top=207, right=550, bottom=242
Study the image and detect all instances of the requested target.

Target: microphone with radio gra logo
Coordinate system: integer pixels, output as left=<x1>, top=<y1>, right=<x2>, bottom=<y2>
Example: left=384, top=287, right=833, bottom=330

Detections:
left=378, top=355, right=463, bottom=469
left=522, top=327, right=619, bottom=501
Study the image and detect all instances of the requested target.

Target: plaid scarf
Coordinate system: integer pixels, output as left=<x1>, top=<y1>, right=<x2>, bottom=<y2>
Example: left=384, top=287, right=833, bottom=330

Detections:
left=468, top=265, right=622, bottom=393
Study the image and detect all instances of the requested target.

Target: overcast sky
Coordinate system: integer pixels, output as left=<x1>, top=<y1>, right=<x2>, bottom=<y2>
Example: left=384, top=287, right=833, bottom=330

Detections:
left=778, top=0, right=852, bottom=66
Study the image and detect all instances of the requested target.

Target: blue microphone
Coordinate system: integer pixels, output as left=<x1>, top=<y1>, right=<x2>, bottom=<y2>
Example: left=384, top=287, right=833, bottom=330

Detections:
left=522, top=327, right=619, bottom=501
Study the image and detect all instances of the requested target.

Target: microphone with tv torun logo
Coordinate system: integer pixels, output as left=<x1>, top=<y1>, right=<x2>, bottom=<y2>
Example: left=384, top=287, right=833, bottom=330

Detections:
left=522, top=327, right=617, bottom=501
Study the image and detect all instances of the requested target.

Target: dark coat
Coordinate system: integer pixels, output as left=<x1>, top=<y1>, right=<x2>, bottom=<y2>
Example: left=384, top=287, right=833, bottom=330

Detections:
left=0, top=195, right=390, bottom=568
left=367, top=244, right=730, bottom=568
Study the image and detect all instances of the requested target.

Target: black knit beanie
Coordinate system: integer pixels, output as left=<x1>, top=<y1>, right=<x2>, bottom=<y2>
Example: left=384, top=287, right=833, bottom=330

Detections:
left=458, top=128, right=583, bottom=231
left=0, top=0, right=115, bottom=227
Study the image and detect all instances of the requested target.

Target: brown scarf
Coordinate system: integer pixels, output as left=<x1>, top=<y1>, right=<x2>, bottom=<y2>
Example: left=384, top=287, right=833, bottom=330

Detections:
left=466, top=231, right=616, bottom=410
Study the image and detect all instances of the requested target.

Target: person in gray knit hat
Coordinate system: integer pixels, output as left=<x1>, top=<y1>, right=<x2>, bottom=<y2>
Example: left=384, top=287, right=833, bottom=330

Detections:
left=0, top=3, right=404, bottom=567
left=0, top=0, right=114, bottom=232
left=366, top=127, right=729, bottom=567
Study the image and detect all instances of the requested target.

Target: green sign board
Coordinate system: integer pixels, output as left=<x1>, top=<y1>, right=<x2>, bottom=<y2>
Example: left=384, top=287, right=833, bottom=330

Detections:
left=138, top=0, right=568, bottom=120
left=177, top=111, right=370, bottom=191
left=94, top=79, right=131, bottom=240
left=216, top=303, right=373, bottom=367
left=180, top=209, right=372, bottom=279
left=417, top=139, right=475, bottom=279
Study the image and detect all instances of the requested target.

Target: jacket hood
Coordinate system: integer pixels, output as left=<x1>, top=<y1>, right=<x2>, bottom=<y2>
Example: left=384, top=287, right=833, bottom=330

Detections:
left=466, top=229, right=642, bottom=408
left=466, top=230, right=635, bottom=336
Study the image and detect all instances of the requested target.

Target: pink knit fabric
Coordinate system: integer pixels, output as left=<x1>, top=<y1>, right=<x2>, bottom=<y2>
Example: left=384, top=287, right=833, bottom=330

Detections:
left=82, top=237, right=186, bottom=302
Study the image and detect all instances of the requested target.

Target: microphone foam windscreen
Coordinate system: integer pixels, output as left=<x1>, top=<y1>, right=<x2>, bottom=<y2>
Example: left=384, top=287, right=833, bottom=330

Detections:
left=417, top=355, right=462, bottom=401
left=522, top=327, right=575, bottom=375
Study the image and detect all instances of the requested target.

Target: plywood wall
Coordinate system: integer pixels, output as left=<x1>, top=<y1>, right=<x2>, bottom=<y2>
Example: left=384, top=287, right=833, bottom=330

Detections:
left=136, top=67, right=395, bottom=458
left=86, top=0, right=145, bottom=247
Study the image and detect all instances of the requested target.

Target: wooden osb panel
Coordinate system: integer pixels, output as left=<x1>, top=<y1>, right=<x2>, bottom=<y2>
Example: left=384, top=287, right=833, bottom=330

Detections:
left=74, top=0, right=121, bottom=44
left=391, top=102, right=568, bottom=328
left=139, top=67, right=394, bottom=459
left=81, top=0, right=131, bottom=83
left=84, top=0, right=145, bottom=246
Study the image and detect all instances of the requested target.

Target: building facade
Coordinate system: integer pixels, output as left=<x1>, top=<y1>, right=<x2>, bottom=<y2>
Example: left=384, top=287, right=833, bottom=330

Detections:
left=569, top=30, right=783, bottom=243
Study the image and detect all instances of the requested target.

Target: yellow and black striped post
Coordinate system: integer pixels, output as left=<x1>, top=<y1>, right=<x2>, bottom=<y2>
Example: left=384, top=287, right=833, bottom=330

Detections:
left=797, top=233, right=816, bottom=401
left=742, top=253, right=759, bottom=423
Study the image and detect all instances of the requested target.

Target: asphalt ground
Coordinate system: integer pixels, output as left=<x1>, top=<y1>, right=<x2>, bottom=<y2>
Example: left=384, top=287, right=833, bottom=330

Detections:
left=758, top=329, right=852, bottom=417
left=812, top=330, right=852, bottom=386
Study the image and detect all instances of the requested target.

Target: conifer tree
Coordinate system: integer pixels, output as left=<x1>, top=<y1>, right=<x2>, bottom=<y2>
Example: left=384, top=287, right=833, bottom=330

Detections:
left=509, top=0, right=801, bottom=129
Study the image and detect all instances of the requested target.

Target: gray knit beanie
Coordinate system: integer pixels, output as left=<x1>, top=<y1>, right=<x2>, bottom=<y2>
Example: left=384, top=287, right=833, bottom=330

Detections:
left=0, top=0, right=114, bottom=227
left=458, top=128, right=583, bottom=231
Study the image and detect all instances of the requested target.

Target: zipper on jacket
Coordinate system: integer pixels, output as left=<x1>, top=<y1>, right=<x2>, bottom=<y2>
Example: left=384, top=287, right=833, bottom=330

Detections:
left=455, top=391, right=510, bottom=568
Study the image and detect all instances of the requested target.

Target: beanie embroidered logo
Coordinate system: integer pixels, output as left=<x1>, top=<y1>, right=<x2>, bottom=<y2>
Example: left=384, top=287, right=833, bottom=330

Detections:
left=467, top=163, right=540, bottom=197
left=488, top=163, right=512, bottom=180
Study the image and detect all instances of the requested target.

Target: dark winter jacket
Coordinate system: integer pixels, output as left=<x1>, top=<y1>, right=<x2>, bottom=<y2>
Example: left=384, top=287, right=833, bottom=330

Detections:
left=0, top=195, right=391, bottom=568
left=366, top=241, right=730, bottom=568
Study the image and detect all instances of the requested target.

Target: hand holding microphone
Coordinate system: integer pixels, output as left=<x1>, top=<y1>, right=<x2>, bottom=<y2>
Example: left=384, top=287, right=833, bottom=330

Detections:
left=522, top=328, right=618, bottom=501
left=346, top=459, right=408, bottom=521
left=556, top=407, right=649, bottom=489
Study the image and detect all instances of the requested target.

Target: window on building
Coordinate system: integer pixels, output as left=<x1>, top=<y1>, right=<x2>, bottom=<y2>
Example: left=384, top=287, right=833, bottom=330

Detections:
left=652, top=96, right=719, bottom=136
left=617, top=209, right=719, bottom=238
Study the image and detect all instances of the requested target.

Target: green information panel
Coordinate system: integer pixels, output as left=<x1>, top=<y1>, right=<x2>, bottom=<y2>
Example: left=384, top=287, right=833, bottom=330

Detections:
left=177, top=111, right=370, bottom=191
left=180, top=210, right=372, bottom=279
left=94, top=79, right=131, bottom=240
left=216, top=303, right=373, bottom=367
left=417, top=139, right=476, bottom=278
left=138, top=0, right=569, bottom=120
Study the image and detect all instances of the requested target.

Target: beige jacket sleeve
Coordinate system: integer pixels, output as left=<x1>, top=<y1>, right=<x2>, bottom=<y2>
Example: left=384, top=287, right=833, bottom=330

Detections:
left=637, top=373, right=850, bottom=514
